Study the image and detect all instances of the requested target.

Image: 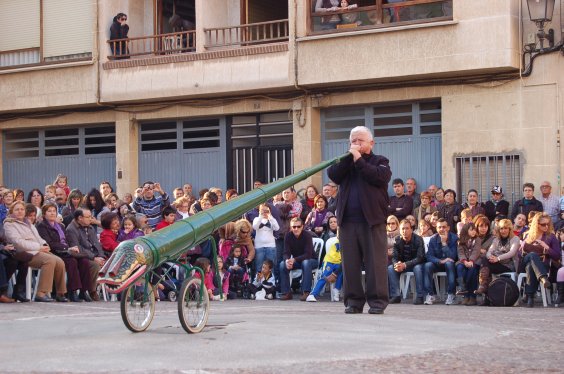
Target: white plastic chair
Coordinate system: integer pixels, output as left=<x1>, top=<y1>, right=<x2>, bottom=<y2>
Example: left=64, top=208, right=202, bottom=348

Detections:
left=433, top=271, right=447, bottom=301
left=400, top=271, right=416, bottom=300
left=289, top=237, right=325, bottom=291
left=516, top=273, right=550, bottom=307
left=311, top=237, right=338, bottom=297
left=26, top=268, right=41, bottom=301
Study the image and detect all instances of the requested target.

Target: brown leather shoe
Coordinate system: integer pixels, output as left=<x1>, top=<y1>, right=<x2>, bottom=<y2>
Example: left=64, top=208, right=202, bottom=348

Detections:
left=89, top=290, right=100, bottom=302
left=0, top=294, right=16, bottom=303
left=300, top=292, right=310, bottom=301
left=280, top=292, right=293, bottom=300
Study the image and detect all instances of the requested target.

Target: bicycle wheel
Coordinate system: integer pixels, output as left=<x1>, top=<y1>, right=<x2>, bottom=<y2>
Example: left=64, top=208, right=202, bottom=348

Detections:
left=178, top=276, right=209, bottom=333
left=120, top=278, right=156, bottom=333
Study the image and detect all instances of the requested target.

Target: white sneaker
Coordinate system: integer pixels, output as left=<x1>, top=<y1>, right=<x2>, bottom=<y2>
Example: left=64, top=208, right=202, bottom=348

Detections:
left=445, top=294, right=455, bottom=305
left=306, top=294, right=317, bottom=302
left=424, top=294, right=435, bottom=305
left=331, top=288, right=340, bottom=302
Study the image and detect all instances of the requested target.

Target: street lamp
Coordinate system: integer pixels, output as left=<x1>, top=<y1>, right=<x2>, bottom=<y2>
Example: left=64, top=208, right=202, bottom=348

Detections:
left=526, top=0, right=555, bottom=49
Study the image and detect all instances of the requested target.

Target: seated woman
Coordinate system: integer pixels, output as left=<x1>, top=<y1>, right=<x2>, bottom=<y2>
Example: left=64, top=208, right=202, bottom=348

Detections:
left=414, top=191, right=437, bottom=224
left=26, top=188, right=44, bottom=220
left=99, top=212, right=121, bottom=257
left=62, top=189, right=84, bottom=227
left=36, top=203, right=92, bottom=302
left=519, top=212, right=560, bottom=307
left=386, top=215, right=400, bottom=265
left=174, top=196, right=191, bottom=220
left=4, top=201, right=68, bottom=302
left=300, top=184, right=319, bottom=222
left=304, top=194, right=334, bottom=238
left=475, top=218, right=520, bottom=304
left=85, top=188, right=105, bottom=232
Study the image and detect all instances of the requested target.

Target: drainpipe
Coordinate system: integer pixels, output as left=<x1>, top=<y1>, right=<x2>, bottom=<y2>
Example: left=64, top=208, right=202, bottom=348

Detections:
left=94, top=0, right=102, bottom=106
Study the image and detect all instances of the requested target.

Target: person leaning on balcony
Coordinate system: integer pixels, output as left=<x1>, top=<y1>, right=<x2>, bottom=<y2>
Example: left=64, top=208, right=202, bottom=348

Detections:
left=315, top=0, right=342, bottom=29
left=3, top=201, right=68, bottom=302
left=110, top=13, right=129, bottom=59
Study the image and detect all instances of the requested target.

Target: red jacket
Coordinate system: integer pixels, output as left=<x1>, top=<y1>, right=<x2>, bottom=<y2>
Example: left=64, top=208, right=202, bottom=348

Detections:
left=100, top=229, right=119, bottom=253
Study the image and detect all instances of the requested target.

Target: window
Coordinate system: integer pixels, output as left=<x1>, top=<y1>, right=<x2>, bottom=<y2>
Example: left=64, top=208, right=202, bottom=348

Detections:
left=0, top=0, right=93, bottom=68
left=309, top=0, right=452, bottom=34
left=455, top=154, right=522, bottom=205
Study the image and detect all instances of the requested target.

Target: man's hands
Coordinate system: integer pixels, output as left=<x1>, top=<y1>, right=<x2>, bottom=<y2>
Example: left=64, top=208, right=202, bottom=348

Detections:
left=94, top=257, right=106, bottom=266
left=285, top=258, right=295, bottom=270
left=393, top=261, right=406, bottom=272
left=348, top=144, right=362, bottom=161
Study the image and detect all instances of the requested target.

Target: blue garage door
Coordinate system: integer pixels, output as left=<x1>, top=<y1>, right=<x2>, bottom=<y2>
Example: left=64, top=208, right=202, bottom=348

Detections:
left=322, top=100, right=442, bottom=193
left=2, top=125, right=116, bottom=194
left=139, top=118, right=226, bottom=195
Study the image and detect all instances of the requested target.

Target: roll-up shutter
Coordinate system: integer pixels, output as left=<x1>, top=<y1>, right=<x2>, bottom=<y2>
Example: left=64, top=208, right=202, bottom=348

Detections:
left=0, top=0, right=40, bottom=51
left=42, top=0, right=93, bottom=58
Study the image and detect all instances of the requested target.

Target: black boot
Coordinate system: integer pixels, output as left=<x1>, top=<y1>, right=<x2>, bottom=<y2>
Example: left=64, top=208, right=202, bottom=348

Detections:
left=12, top=285, right=30, bottom=302
left=556, top=282, right=564, bottom=307
left=456, top=277, right=467, bottom=295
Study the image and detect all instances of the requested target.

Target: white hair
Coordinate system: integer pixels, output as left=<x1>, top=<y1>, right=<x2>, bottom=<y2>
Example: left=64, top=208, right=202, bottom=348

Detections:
left=349, top=126, right=373, bottom=141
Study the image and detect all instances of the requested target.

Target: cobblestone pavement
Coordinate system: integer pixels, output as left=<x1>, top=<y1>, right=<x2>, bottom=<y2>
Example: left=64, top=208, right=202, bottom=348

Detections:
left=0, top=296, right=562, bottom=373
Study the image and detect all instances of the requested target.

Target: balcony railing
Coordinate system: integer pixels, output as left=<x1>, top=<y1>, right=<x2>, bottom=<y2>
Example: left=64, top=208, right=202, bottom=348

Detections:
left=309, top=0, right=452, bottom=34
left=107, top=30, right=196, bottom=60
left=204, top=19, right=289, bottom=49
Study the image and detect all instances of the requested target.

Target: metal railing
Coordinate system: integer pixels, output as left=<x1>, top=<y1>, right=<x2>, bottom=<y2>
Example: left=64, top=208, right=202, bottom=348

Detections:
left=204, top=19, right=289, bottom=49
left=107, top=30, right=196, bottom=60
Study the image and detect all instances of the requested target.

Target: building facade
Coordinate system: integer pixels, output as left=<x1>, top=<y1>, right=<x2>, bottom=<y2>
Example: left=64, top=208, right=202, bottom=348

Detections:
left=0, top=0, right=563, bottom=205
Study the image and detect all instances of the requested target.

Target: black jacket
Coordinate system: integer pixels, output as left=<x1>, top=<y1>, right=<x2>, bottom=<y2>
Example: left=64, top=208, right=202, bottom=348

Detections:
left=327, top=152, right=392, bottom=226
left=484, top=200, right=510, bottom=222
left=511, top=197, right=543, bottom=220
left=36, top=220, right=69, bottom=257
left=392, top=233, right=425, bottom=268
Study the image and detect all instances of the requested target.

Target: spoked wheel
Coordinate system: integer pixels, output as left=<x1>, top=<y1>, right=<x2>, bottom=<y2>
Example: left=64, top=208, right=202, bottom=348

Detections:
left=120, top=278, right=156, bottom=333
left=178, top=276, right=209, bottom=333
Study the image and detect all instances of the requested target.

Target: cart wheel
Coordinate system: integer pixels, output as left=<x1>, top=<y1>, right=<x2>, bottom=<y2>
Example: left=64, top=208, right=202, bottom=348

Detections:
left=178, top=276, right=209, bottom=333
left=168, top=290, right=177, bottom=302
left=120, top=278, right=156, bottom=333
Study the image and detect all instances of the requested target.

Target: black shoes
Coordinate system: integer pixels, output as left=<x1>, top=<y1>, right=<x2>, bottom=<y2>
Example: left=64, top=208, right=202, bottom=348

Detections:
left=79, top=291, right=93, bottom=302
left=34, top=295, right=54, bottom=302
left=344, top=306, right=363, bottom=314
left=368, top=307, right=384, bottom=314
left=55, top=295, right=69, bottom=302
left=13, top=293, right=30, bottom=303
left=389, top=296, right=401, bottom=304
left=68, top=292, right=83, bottom=303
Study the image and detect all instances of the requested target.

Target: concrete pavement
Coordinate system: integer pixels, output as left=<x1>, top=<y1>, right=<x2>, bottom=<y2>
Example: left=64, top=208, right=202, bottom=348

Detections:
left=0, top=298, right=562, bottom=373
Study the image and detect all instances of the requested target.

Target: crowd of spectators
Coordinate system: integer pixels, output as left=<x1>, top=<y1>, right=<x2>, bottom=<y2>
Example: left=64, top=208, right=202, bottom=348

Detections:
left=0, top=174, right=562, bottom=308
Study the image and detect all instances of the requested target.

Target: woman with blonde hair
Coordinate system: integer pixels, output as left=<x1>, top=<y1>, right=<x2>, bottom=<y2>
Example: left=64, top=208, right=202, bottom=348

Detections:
left=475, top=219, right=520, bottom=303
left=4, top=201, right=68, bottom=302
left=386, top=215, right=400, bottom=265
left=519, top=212, right=560, bottom=307
left=234, top=219, right=255, bottom=265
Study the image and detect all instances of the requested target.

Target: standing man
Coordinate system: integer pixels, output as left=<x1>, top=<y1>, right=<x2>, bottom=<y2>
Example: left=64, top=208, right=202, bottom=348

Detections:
left=511, top=183, right=544, bottom=220
left=132, top=181, right=170, bottom=229
left=388, top=178, right=413, bottom=221
left=405, top=178, right=420, bottom=210
left=539, top=181, right=559, bottom=223
left=328, top=126, right=392, bottom=314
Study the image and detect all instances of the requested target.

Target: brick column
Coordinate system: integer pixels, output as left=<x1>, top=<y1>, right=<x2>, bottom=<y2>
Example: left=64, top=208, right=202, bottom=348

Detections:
left=293, top=96, right=322, bottom=192
left=115, top=116, right=139, bottom=197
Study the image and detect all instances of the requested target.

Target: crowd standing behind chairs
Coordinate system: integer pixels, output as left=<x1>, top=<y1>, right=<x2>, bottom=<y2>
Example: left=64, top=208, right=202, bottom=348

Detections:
left=0, top=174, right=563, bottom=309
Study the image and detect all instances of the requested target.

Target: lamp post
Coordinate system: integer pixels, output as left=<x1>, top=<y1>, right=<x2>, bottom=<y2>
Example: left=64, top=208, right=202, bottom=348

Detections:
left=526, top=0, right=555, bottom=49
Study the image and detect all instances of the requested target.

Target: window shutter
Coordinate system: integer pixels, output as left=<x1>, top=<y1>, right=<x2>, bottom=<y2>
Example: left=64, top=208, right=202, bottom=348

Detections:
left=0, top=0, right=40, bottom=51
left=42, top=0, right=93, bottom=59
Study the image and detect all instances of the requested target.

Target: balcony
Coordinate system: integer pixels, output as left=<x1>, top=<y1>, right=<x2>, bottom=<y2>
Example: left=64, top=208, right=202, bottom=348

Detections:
left=204, top=19, right=289, bottom=49
left=309, top=0, right=453, bottom=34
left=107, top=30, right=196, bottom=60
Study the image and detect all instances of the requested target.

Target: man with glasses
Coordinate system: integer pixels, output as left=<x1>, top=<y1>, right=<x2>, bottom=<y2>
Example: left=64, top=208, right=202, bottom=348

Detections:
left=539, top=181, right=559, bottom=223
left=511, top=183, right=544, bottom=220
left=65, top=209, right=106, bottom=301
left=484, top=185, right=509, bottom=222
left=279, top=218, right=317, bottom=301
left=327, top=126, right=392, bottom=314
left=132, top=181, right=170, bottom=229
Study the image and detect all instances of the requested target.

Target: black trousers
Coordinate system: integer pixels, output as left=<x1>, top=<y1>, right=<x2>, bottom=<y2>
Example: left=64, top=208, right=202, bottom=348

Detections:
left=340, top=222, right=388, bottom=310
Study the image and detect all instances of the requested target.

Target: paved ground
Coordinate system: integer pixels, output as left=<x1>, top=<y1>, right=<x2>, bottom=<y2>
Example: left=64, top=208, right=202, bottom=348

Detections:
left=0, top=297, right=562, bottom=373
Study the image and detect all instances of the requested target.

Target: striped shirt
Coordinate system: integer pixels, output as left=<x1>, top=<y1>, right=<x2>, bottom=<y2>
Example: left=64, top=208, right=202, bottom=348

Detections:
left=132, top=194, right=170, bottom=228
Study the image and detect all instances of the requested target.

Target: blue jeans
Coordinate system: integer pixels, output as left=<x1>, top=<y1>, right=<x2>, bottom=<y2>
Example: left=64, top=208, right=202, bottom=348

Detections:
left=310, top=262, right=342, bottom=296
left=522, top=252, right=548, bottom=295
left=254, top=247, right=276, bottom=276
left=456, top=263, right=480, bottom=295
left=387, top=263, right=424, bottom=298
left=424, top=261, right=456, bottom=295
left=279, top=259, right=318, bottom=294
left=274, top=238, right=285, bottom=289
